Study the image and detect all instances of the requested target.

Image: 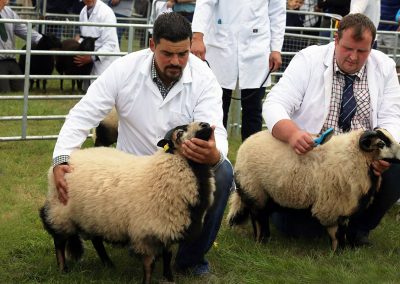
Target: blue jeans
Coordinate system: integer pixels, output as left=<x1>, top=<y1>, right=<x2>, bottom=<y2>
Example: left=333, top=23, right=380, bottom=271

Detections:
left=175, top=159, right=233, bottom=270
left=271, top=163, right=400, bottom=238
left=223, top=87, right=266, bottom=141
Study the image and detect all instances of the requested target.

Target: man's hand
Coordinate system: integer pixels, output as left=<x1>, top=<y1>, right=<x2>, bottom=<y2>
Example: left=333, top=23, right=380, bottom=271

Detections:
left=191, top=32, right=206, bottom=60
left=269, top=51, right=282, bottom=72
left=371, top=160, right=391, bottom=176
left=53, top=164, right=72, bottom=205
left=110, top=0, right=120, bottom=6
left=288, top=129, right=315, bottom=155
left=74, top=55, right=93, bottom=67
left=181, top=125, right=220, bottom=165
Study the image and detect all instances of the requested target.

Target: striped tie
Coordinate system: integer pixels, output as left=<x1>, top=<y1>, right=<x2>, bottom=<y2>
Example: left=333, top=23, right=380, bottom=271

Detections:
left=0, top=14, right=8, bottom=42
left=339, top=75, right=357, bottom=132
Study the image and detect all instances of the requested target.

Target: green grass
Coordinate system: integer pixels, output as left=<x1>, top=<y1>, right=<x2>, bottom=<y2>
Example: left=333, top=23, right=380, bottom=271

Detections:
left=1, top=82, right=400, bottom=283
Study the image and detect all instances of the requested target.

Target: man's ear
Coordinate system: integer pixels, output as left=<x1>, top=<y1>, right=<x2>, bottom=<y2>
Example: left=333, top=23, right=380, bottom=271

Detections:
left=149, top=38, right=155, bottom=52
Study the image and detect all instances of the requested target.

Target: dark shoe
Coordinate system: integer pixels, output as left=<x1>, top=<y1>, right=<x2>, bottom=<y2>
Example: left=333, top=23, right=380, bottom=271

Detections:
left=348, top=232, right=373, bottom=248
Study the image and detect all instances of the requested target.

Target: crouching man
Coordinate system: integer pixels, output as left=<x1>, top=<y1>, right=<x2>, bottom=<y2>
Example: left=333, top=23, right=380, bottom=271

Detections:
left=52, top=12, right=233, bottom=276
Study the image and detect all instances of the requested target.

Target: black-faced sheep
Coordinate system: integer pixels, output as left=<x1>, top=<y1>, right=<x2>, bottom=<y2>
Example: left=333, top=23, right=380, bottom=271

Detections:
left=55, top=36, right=96, bottom=93
left=92, top=107, right=118, bottom=147
left=40, top=121, right=215, bottom=284
left=18, top=34, right=62, bottom=92
left=227, top=129, right=400, bottom=251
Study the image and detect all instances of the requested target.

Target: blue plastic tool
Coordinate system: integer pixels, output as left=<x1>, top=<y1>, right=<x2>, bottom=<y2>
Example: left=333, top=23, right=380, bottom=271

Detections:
left=314, top=127, right=334, bottom=146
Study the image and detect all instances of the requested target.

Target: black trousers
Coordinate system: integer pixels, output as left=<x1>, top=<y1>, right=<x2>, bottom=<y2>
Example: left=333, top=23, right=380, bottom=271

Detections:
left=222, top=87, right=266, bottom=141
left=0, top=59, right=24, bottom=93
left=271, top=163, right=400, bottom=238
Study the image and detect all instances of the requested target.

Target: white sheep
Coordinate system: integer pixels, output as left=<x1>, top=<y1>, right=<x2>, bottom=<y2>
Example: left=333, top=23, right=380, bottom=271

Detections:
left=227, top=128, right=400, bottom=251
left=92, top=107, right=118, bottom=147
left=40, top=122, right=215, bottom=284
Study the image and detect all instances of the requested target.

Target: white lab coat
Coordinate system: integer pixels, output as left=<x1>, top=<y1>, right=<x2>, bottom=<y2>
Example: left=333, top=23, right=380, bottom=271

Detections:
left=80, top=0, right=120, bottom=75
left=263, top=42, right=400, bottom=142
left=53, top=49, right=228, bottom=158
left=191, top=0, right=286, bottom=89
left=350, top=0, right=381, bottom=29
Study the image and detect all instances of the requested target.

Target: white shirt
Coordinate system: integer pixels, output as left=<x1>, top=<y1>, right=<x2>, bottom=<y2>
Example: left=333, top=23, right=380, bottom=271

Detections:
left=80, top=0, right=120, bottom=75
left=53, top=49, right=228, bottom=158
left=0, top=6, right=42, bottom=60
left=263, top=42, right=400, bottom=142
left=191, top=0, right=286, bottom=89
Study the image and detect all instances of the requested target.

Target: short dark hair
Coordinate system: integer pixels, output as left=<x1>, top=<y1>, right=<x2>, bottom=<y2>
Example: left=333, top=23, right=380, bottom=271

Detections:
left=337, top=13, right=376, bottom=45
left=152, top=12, right=192, bottom=45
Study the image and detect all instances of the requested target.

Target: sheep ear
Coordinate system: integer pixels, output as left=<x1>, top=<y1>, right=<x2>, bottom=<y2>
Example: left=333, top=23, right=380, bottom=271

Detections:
left=157, top=139, right=175, bottom=153
left=359, top=130, right=379, bottom=152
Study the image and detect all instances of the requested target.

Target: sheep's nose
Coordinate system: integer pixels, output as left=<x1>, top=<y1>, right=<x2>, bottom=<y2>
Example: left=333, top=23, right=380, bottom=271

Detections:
left=200, top=122, right=210, bottom=128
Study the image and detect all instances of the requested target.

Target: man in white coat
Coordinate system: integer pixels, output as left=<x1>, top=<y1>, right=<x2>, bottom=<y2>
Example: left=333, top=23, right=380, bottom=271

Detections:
left=263, top=13, right=400, bottom=247
left=74, top=0, right=120, bottom=77
left=191, top=0, right=286, bottom=141
left=52, top=12, right=233, bottom=277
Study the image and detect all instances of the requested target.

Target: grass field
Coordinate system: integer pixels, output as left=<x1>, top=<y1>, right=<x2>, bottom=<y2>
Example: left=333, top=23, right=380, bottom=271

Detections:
left=1, top=81, right=400, bottom=283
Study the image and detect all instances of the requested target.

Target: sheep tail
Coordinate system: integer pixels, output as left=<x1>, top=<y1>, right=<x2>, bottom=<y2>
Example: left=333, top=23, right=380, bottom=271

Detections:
left=227, top=189, right=250, bottom=226
left=65, top=235, right=84, bottom=261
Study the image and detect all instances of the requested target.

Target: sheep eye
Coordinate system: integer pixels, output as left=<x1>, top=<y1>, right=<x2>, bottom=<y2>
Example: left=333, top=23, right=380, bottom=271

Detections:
left=176, top=130, right=184, bottom=139
left=377, top=141, right=386, bottom=149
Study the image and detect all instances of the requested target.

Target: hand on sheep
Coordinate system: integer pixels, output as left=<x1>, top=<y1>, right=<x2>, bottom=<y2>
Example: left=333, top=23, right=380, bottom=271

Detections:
left=191, top=33, right=206, bottom=60
left=53, top=164, right=72, bottom=205
left=288, top=130, right=315, bottom=155
left=74, top=55, right=93, bottom=67
left=371, top=160, right=391, bottom=176
left=181, top=125, right=221, bottom=165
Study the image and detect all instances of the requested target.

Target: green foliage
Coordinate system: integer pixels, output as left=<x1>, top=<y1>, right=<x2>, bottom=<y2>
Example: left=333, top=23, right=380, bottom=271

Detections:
left=1, top=85, right=400, bottom=283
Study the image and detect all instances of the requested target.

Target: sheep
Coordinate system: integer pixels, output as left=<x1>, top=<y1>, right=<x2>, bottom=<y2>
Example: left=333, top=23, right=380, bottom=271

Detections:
left=92, top=107, right=119, bottom=147
left=39, top=121, right=215, bottom=284
left=55, top=36, right=96, bottom=93
left=227, top=128, right=400, bottom=251
left=18, top=33, right=62, bottom=92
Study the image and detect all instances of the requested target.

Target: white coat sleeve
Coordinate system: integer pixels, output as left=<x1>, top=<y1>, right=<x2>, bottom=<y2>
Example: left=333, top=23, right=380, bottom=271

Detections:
left=349, top=0, right=368, bottom=14
left=268, top=0, right=286, bottom=52
left=52, top=59, right=121, bottom=158
left=376, top=58, right=400, bottom=143
left=193, top=71, right=228, bottom=157
left=191, top=0, right=218, bottom=34
left=262, top=50, right=310, bottom=131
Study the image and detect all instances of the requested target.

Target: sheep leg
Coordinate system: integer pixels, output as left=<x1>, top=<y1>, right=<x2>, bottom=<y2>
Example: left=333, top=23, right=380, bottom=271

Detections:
left=53, top=235, right=68, bottom=272
left=162, top=247, right=174, bottom=282
left=326, top=225, right=339, bottom=252
left=251, top=207, right=269, bottom=243
left=91, top=237, right=114, bottom=268
left=141, top=255, right=155, bottom=284
left=42, top=79, right=47, bottom=93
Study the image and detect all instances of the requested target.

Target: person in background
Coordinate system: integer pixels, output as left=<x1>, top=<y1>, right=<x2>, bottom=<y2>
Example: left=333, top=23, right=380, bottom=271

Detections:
left=103, top=0, right=134, bottom=44
left=0, top=0, right=42, bottom=92
left=74, top=0, right=119, bottom=80
left=42, top=0, right=74, bottom=40
left=263, top=13, right=400, bottom=247
left=191, top=0, right=286, bottom=141
left=167, top=0, right=196, bottom=22
left=52, top=12, right=233, bottom=277
left=317, top=0, right=350, bottom=38
left=377, top=0, right=400, bottom=71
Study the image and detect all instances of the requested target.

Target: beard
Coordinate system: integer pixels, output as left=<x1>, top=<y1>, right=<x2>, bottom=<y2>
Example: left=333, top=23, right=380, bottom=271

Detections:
left=164, top=65, right=182, bottom=81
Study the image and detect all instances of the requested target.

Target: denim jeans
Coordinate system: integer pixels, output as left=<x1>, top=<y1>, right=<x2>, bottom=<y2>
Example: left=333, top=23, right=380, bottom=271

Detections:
left=222, top=87, right=266, bottom=141
left=175, top=159, right=234, bottom=270
left=271, top=163, right=400, bottom=238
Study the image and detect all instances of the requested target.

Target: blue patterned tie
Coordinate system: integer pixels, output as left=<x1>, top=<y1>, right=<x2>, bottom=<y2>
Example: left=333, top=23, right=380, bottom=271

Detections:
left=339, top=75, right=357, bottom=132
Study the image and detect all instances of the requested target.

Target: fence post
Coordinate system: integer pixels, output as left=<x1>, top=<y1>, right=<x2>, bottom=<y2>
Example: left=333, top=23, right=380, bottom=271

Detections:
left=22, top=22, right=33, bottom=139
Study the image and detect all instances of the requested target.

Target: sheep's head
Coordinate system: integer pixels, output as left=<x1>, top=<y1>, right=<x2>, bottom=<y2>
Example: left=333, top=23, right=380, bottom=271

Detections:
left=359, top=128, right=400, bottom=163
left=157, top=122, right=212, bottom=154
left=80, top=36, right=98, bottom=51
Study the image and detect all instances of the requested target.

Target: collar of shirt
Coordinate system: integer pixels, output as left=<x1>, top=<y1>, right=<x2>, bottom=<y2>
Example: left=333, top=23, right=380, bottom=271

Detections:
left=151, top=57, right=177, bottom=99
left=87, top=6, right=95, bottom=18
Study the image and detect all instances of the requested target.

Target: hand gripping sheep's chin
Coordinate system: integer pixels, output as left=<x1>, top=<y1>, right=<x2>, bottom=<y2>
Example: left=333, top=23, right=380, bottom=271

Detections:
left=227, top=128, right=400, bottom=252
left=40, top=121, right=216, bottom=284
